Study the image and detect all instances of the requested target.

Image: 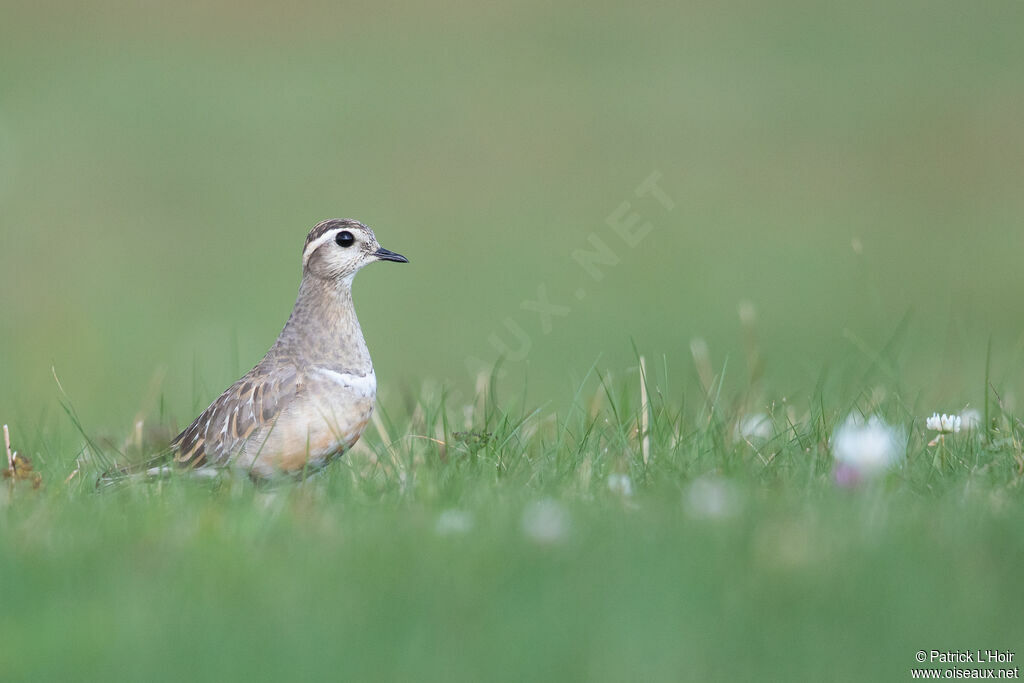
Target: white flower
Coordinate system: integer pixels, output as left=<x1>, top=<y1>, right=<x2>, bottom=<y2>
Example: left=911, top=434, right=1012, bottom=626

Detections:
left=606, top=473, right=634, bottom=497
left=684, top=476, right=741, bottom=520
left=735, top=413, right=772, bottom=442
left=521, top=499, right=570, bottom=544
left=960, top=409, right=982, bottom=431
left=831, top=414, right=905, bottom=482
left=926, top=413, right=961, bottom=434
left=435, top=509, right=474, bottom=536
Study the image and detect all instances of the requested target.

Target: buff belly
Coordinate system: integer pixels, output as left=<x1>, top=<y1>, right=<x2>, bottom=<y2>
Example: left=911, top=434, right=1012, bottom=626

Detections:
left=235, top=393, right=375, bottom=477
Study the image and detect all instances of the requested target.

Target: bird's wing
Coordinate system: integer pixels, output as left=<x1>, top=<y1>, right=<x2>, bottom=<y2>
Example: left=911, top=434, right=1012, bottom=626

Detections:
left=171, top=363, right=300, bottom=468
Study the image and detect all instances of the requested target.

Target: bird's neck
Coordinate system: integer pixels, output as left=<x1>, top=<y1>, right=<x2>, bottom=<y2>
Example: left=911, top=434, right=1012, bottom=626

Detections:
left=273, top=275, right=372, bottom=373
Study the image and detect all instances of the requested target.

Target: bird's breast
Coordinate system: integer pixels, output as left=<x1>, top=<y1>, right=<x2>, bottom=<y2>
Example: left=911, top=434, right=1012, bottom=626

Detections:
left=240, top=367, right=376, bottom=476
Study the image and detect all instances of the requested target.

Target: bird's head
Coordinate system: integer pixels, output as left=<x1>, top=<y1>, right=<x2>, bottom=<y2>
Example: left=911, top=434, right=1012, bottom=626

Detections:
left=301, top=218, right=408, bottom=283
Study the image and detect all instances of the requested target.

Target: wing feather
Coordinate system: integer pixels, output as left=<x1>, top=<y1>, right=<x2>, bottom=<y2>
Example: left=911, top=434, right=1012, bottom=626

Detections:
left=171, top=364, right=300, bottom=468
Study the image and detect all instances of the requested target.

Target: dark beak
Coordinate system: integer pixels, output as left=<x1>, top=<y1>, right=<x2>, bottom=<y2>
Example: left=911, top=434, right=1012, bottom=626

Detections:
left=373, top=247, right=409, bottom=263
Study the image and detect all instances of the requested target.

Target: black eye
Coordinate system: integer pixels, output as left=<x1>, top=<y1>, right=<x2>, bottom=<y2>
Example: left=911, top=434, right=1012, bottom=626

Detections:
left=335, top=230, right=355, bottom=248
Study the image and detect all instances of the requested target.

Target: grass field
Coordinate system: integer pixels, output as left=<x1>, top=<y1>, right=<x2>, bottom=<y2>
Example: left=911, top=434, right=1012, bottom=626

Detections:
left=2, top=0, right=1024, bottom=680
left=3, top=366, right=1024, bottom=681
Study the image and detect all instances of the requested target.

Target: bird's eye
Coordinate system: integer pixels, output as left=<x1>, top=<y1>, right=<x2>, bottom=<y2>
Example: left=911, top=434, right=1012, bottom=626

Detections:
left=335, top=230, right=355, bottom=248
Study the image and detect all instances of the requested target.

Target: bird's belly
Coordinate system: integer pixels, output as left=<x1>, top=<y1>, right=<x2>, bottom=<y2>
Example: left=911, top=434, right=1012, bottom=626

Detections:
left=238, top=392, right=375, bottom=477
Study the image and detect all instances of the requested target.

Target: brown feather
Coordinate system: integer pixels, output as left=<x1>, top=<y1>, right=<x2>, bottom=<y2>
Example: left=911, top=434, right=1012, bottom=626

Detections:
left=170, top=363, right=300, bottom=468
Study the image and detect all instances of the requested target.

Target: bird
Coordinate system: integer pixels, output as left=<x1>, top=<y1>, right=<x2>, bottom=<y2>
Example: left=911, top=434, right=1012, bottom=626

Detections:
left=167, top=218, right=408, bottom=479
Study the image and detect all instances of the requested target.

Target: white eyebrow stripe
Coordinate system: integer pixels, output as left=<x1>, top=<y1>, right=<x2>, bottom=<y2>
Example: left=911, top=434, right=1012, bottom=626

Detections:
left=302, top=229, right=343, bottom=267
left=313, top=367, right=377, bottom=396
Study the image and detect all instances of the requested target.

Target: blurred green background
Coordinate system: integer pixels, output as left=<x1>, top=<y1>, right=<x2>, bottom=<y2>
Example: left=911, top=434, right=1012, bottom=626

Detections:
left=2, top=0, right=1023, bottom=430
left=3, top=4, right=1024, bottom=681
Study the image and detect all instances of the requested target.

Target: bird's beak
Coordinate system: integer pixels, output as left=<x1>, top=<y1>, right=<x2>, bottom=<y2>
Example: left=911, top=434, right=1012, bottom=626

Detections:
left=373, top=247, right=409, bottom=263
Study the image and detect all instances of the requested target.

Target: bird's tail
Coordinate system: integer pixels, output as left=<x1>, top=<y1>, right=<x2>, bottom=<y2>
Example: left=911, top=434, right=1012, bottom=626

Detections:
left=94, top=450, right=176, bottom=490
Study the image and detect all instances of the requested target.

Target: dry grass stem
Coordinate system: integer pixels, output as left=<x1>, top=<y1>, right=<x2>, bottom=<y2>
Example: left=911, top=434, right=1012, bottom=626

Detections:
left=639, top=356, right=651, bottom=465
left=3, top=424, right=12, bottom=471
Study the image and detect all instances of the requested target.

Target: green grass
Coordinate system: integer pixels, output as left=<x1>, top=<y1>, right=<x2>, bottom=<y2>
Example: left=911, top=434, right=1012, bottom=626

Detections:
left=2, top=360, right=1023, bottom=681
